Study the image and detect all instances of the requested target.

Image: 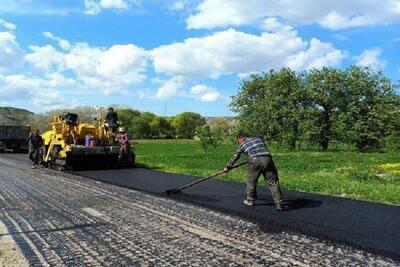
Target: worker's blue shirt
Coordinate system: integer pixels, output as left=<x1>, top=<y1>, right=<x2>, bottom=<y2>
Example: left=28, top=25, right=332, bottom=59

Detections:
left=228, top=137, right=269, bottom=167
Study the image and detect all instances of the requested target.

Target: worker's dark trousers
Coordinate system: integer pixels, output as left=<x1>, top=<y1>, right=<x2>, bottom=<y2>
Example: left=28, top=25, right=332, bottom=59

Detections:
left=246, top=156, right=283, bottom=205
left=33, top=148, right=41, bottom=165
left=28, top=150, right=34, bottom=162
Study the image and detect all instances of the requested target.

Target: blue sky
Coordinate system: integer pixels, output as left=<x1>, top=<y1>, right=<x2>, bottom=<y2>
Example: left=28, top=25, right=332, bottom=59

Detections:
left=0, top=0, right=399, bottom=116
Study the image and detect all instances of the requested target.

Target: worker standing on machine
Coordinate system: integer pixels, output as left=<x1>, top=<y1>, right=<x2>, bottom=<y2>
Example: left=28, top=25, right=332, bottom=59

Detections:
left=105, top=107, right=118, bottom=134
left=26, top=129, right=43, bottom=169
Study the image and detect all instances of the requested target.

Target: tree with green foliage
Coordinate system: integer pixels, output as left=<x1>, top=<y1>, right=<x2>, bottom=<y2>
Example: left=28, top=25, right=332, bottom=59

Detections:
left=231, top=68, right=306, bottom=149
left=231, top=66, right=399, bottom=151
left=339, top=66, right=398, bottom=151
left=306, top=67, right=347, bottom=150
left=132, top=116, right=151, bottom=139
left=171, top=112, right=205, bottom=139
left=383, top=94, right=400, bottom=151
left=196, top=125, right=221, bottom=152
left=117, top=108, right=141, bottom=138
left=150, top=116, right=173, bottom=138
left=209, top=117, right=235, bottom=139
left=141, top=112, right=157, bottom=124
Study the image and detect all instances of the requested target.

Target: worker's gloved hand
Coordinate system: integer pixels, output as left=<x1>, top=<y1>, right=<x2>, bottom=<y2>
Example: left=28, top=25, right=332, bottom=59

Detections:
left=224, top=166, right=232, bottom=172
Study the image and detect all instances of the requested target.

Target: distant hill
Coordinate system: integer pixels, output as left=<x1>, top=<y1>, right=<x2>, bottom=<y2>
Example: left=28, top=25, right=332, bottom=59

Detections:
left=204, top=116, right=235, bottom=123
left=0, top=107, right=34, bottom=126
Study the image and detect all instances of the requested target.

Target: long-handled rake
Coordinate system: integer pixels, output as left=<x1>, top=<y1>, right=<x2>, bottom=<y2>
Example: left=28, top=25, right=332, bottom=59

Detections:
left=165, top=161, right=247, bottom=196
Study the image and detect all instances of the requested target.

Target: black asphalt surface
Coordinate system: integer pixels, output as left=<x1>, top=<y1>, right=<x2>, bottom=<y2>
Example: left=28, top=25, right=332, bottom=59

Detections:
left=76, top=167, right=400, bottom=260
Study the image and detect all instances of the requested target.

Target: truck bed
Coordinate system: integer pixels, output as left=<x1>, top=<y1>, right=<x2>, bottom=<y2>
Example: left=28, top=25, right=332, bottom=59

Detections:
left=0, top=125, right=29, bottom=152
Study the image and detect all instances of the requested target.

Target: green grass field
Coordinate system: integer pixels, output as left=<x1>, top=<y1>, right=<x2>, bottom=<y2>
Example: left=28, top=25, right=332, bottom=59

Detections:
left=135, top=139, right=400, bottom=205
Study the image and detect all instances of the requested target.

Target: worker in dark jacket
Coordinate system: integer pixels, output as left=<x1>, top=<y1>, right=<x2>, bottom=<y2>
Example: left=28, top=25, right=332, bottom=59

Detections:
left=105, top=107, right=118, bottom=133
left=26, top=129, right=43, bottom=169
left=225, top=133, right=288, bottom=211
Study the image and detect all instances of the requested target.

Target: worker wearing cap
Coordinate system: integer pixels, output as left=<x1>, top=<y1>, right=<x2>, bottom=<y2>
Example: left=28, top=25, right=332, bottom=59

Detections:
left=26, top=129, right=43, bottom=169
left=117, top=127, right=128, bottom=145
left=224, top=133, right=288, bottom=211
left=105, top=107, right=118, bottom=133
left=117, top=127, right=130, bottom=166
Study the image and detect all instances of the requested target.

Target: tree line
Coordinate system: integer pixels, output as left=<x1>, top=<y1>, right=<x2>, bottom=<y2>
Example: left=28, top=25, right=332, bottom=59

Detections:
left=28, top=106, right=234, bottom=141
left=118, top=110, right=235, bottom=140
left=118, top=110, right=206, bottom=139
left=231, top=66, right=400, bottom=151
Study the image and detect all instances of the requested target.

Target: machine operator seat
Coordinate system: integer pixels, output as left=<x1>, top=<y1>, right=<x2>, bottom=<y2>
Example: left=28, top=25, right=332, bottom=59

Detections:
left=62, top=113, right=78, bottom=126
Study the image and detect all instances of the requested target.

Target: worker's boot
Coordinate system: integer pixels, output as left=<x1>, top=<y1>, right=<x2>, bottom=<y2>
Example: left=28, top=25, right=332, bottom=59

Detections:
left=243, top=199, right=255, bottom=206
left=276, top=202, right=289, bottom=211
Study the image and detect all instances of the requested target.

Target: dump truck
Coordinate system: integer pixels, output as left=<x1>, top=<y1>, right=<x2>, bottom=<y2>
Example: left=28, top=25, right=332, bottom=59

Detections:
left=0, top=125, right=29, bottom=152
left=41, top=113, right=135, bottom=170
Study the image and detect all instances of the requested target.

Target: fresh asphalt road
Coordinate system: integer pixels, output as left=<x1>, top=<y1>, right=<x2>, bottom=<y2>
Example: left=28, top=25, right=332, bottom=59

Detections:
left=76, top=165, right=400, bottom=260
left=0, top=153, right=399, bottom=266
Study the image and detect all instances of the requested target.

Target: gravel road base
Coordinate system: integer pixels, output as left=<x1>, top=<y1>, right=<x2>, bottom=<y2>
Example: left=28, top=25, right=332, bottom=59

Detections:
left=0, top=154, right=398, bottom=266
left=0, top=220, right=29, bottom=267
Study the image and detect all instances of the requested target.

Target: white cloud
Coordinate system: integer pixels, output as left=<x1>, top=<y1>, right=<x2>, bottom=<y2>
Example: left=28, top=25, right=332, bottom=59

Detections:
left=151, top=28, right=303, bottom=78
left=0, top=31, right=24, bottom=72
left=318, top=11, right=370, bottom=30
left=355, top=48, right=387, bottom=70
left=66, top=43, right=148, bottom=94
left=0, top=1, right=79, bottom=16
left=170, top=0, right=188, bottom=11
left=25, top=40, right=148, bottom=95
left=96, top=44, right=148, bottom=93
left=0, top=73, right=78, bottom=110
left=0, top=27, right=149, bottom=110
left=135, top=89, right=152, bottom=99
left=63, top=43, right=103, bottom=77
left=286, top=38, right=346, bottom=70
left=0, top=19, right=16, bottom=31
left=32, top=89, right=79, bottom=110
left=190, top=85, right=221, bottom=102
left=25, top=45, right=66, bottom=71
left=0, top=74, right=35, bottom=101
left=260, top=17, right=292, bottom=32
left=156, top=77, right=183, bottom=99
left=187, top=0, right=400, bottom=30
left=84, top=0, right=138, bottom=15
left=151, top=28, right=345, bottom=79
left=43, top=32, right=71, bottom=50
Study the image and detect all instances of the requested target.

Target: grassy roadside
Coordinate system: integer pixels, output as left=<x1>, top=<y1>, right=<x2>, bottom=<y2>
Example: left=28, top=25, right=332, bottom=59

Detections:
left=134, top=139, right=400, bottom=205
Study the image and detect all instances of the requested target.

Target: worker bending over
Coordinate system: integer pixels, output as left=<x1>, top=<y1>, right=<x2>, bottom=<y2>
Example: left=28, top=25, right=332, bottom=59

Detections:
left=225, top=133, right=288, bottom=211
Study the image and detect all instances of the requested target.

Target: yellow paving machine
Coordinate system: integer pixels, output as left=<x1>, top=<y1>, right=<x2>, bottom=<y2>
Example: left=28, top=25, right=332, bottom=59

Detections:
left=41, top=113, right=135, bottom=170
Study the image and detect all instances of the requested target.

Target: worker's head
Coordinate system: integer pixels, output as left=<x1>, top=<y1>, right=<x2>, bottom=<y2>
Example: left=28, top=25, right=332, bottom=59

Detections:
left=236, top=132, right=246, bottom=144
left=34, top=129, right=40, bottom=134
left=108, top=107, right=114, bottom=111
left=118, top=127, right=125, bottom=133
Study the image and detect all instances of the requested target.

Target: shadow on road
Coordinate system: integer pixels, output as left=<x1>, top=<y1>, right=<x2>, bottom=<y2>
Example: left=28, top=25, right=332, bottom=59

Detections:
left=254, top=198, right=322, bottom=211
left=285, top=198, right=322, bottom=210
left=174, top=193, right=220, bottom=203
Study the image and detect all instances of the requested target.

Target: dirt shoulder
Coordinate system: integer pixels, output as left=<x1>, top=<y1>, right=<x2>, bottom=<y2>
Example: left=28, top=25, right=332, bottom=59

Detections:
left=0, top=220, right=28, bottom=267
